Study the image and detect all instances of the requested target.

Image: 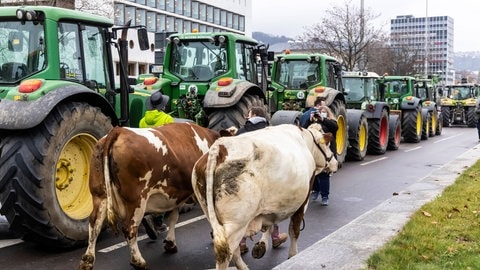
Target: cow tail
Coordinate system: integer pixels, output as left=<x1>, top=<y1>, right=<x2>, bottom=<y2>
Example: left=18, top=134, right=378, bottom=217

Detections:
left=205, top=143, right=230, bottom=263
left=101, top=128, right=121, bottom=234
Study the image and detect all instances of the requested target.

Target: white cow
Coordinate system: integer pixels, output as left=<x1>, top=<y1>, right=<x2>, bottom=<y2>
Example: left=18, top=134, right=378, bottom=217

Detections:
left=192, top=123, right=338, bottom=270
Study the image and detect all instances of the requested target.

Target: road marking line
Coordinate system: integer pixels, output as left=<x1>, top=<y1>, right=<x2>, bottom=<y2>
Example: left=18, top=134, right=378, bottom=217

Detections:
left=360, top=156, right=388, bottom=166
left=434, top=133, right=463, bottom=143
left=404, top=146, right=422, bottom=152
left=99, top=215, right=206, bottom=253
left=0, top=239, right=23, bottom=248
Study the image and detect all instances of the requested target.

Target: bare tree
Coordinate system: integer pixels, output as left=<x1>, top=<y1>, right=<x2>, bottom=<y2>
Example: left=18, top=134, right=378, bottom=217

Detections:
left=294, top=0, right=384, bottom=71
left=75, top=0, right=113, bottom=18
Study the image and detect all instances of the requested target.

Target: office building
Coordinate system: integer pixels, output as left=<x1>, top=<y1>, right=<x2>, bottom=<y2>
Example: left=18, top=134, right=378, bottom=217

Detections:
left=390, top=15, right=454, bottom=84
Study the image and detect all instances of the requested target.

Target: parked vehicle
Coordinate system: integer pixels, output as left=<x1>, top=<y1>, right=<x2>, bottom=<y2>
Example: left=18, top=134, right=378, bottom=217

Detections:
left=414, top=75, right=443, bottom=137
left=439, top=79, right=480, bottom=127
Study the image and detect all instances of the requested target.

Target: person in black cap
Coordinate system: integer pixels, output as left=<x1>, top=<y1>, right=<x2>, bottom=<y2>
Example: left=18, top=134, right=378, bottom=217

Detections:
left=139, top=90, right=174, bottom=128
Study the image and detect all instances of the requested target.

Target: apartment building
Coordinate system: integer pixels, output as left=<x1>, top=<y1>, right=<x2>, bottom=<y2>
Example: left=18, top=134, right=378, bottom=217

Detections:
left=390, top=15, right=454, bottom=84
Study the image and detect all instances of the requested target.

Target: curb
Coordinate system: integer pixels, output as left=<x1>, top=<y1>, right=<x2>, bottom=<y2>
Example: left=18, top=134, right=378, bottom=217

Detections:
left=274, top=145, right=480, bottom=270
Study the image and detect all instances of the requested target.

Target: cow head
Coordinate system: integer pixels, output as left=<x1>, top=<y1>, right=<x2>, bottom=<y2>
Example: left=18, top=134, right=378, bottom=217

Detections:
left=306, top=123, right=338, bottom=174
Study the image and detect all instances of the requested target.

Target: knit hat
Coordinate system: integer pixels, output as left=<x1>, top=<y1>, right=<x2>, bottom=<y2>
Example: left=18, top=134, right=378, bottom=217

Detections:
left=146, top=91, right=169, bottom=111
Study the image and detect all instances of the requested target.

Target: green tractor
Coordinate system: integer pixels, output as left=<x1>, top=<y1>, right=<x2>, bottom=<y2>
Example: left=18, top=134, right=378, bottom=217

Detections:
left=134, top=31, right=271, bottom=131
left=377, top=75, right=426, bottom=143
left=0, top=6, right=154, bottom=248
left=439, top=80, right=480, bottom=127
left=414, top=75, right=443, bottom=137
left=343, top=71, right=401, bottom=160
left=267, top=52, right=349, bottom=165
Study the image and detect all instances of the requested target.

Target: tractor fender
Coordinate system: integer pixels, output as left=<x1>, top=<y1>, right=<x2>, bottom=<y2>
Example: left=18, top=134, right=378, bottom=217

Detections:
left=0, top=84, right=117, bottom=130
left=346, top=109, right=367, bottom=138
left=305, top=88, right=345, bottom=108
left=362, top=102, right=389, bottom=119
left=202, top=80, right=266, bottom=108
left=270, top=110, right=303, bottom=126
left=400, top=97, right=421, bottom=110
left=422, top=101, right=436, bottom=112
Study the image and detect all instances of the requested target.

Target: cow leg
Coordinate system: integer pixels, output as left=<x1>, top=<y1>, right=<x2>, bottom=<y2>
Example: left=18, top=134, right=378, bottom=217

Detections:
left=78, top=196, right=107, bottom=270
left=287, top=206, right=306, bottom=258
left=220, top=224, right=248, bottom=270
left=124, top=212, right=148, bottom=270
left=163, top=208, right=179, bottom=253
left=252, top=226, right=271, bottom=259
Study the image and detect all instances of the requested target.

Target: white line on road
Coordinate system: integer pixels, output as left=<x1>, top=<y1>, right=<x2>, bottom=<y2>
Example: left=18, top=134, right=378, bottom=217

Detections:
left=0, top=239, right=23, bottom=248
left=99, top=214, right=206, bottom=253
left=360, top=156, right=388, bottom=166
left=404, top=146, right=422, bottom=152
left=433, top=133, right=464, bottom=144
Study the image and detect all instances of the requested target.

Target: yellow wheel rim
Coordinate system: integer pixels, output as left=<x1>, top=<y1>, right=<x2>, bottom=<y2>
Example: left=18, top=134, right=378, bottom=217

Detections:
left=359, top=121, right=367, bottom=152
left=416, top=112, right=422, bottom=136
left=431, top=113, right=437, bottom=134
left=336, top=114, right=347, bottom=155
left=55, top=133, right=96, bottom=220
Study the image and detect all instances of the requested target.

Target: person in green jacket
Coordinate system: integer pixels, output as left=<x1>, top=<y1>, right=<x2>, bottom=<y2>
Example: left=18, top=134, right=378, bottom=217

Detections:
left=140, top=90, right=173, bottom=240
left=139, top=90, right=174, bottom=128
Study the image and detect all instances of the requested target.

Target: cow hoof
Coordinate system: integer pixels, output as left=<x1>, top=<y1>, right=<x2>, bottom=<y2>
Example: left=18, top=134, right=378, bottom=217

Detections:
left=252, top=242, right=266, bottom=259
left=163, top=239, right=178, bottom=253
left=78, top=254, right=94, bottom=270
left=130, top=261, right=148, bottom=270
left=179, top=203, right=195, bottom=213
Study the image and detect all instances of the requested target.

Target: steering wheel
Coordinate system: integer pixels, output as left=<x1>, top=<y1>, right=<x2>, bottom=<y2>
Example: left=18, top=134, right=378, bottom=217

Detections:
left=60, top=62, right=69, bottom=70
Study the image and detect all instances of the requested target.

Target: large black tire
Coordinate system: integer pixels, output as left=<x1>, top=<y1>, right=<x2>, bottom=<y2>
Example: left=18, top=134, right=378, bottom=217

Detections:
left=207, top=94, right=266, bottom=131
left=387, top=114, right=401, bottom=150
left=435, top=111, right=443, bottom=135
left=0, top=102, right=112, bottom=248
left=330, top=99, right=348, bottom=166
left=367, top=109, right=389, bottom=155
left=421, top=110, right=430, bottom=140
left=402, top=106, right=422, bottom=143
left=429, top=110, right=438, bottom=137
left=441, top=106, right=451, bottom=127
left=467, top=107, right=476, bottom=127
left=346, top=111, right=368, bottom=161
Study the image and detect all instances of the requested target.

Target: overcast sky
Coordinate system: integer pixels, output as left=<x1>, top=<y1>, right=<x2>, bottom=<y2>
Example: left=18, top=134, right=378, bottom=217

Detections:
left=252, top=0, right=478, bottom=52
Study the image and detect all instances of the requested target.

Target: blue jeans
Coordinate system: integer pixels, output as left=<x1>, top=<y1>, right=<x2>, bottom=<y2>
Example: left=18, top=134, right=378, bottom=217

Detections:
left=313, top=172, right=330, bottom=198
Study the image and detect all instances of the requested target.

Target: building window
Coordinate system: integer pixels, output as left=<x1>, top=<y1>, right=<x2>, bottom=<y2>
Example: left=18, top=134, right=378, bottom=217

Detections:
left=214, top=8, right=220, bottom=24
left=176, top=0, right=183, bottom=14
left=199, top=24, right=206, bottom=32
left=184, top=21, right=191, bottom=32
left=157, top=14, right=166, bottom=31
left=227, top=12, right=233, bottom=28
left=136, top=9, right=146, bottom=26
left=125, top=7, right=136, bottom=25
left=192, top=1, right=199, bottom=19
left=166, top=16, right=175, bottom=31
left=184, top=0, right=191, bottom=16
left=147, top=0, right=156, bottom=7
left=157, top=0, right=165, bottom=10
left=207, top=5, right=213, bottom=23
left=239, top=16, right=244, bottom=31
left=220, top=10, right=226, bottom=27
left=166, top=0, right=174, bottom=12
left=199, top=3, right=206, bottom=21
left=114, top=3, right=124, bottom=25
left=147, top=12, right=156, bottom=32
left=176, top=18, right=184, bottom=33
left=233, top=14, right=238, bottom=30
left=136, top=0, right=146, bottom=4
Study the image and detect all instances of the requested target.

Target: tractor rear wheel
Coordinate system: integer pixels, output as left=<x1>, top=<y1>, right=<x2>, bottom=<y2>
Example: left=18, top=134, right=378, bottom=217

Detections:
left=467, top=107, right=476, bottom=127
left=367, top=109, right=389, bottom=155
left=330, top=99, right=348, bottom=166
left=421, top=110, right=430, bottom=140
left=207, top=94, right=266, bottom=131
left=0, top=102, right=112, bottom=248
left=387, top=114, right=401, bottom=150
left=435, top=111, right=443, bottom=135
left=402, top=106, right=422, bottom=143
left=346, top=110, right=368, bottom=161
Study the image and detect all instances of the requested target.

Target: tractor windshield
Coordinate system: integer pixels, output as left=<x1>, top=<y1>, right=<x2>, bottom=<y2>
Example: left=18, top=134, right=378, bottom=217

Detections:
left=170, top=39, right=227, bottom=81
left=388, top=80, right=409, bottom=97
left=274, top=60, right=320, bottom=89
left=0, top=21, right=45, bottom=83
left=343, top=78, right=377, bottom=102
left=445, top=86, right=474, bottom=100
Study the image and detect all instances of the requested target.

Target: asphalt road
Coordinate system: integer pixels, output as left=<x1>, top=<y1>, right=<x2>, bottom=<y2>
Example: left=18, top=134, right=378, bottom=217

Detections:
left=0, top=126, right=477, bottom=270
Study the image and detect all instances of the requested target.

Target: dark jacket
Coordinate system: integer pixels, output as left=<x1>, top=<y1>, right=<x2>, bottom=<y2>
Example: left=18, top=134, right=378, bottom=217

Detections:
left=301, top=108, right=338, bottom=157
left=237, top=117, right=269, bottom=135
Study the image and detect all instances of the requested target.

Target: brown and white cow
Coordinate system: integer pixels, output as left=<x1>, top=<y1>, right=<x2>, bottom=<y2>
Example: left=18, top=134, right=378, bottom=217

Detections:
left=78, top=122, right=228, bottom=270
left=192, top=123, right=337, bottom=270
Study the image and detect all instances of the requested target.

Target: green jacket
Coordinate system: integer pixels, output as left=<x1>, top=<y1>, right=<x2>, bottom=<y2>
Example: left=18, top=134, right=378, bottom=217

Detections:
left=139, top=110, right=174, bottom=128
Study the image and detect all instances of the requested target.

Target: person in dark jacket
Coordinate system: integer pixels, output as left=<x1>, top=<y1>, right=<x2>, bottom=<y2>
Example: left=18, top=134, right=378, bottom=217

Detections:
left=236, top=106, right=288, bottom=254
left=301, top=97, right=338, bottom=206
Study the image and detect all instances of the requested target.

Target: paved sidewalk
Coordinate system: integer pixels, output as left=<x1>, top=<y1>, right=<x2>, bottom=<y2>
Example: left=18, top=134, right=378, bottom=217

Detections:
left=274, top=144, right=480, bottom=270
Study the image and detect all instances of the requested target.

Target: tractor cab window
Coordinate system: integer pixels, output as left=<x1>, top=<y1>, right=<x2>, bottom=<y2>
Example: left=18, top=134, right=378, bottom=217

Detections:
left=0, top=21, right=45, bottom=83
left=58, top=23, right=83, bottom=81
left=170, top=38, right=228, bottom=81
left=390, top=81, right=408, bottom=97
left=235, top=42, right=256, bottom=82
